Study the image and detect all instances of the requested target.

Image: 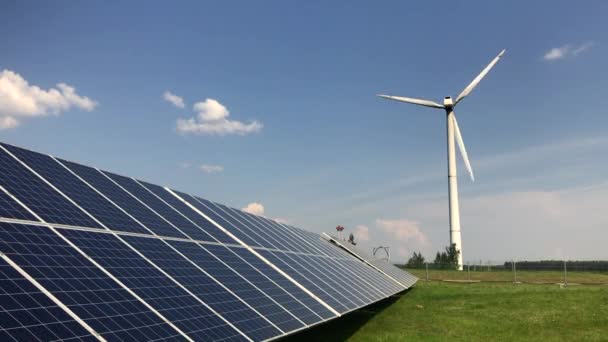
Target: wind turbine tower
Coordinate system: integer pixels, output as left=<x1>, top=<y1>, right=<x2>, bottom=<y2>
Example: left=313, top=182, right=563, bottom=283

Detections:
left=378, top=50, right=506, bottom=270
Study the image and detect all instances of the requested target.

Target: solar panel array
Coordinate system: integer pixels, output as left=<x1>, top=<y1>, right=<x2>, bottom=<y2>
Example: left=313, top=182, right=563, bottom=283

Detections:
left=0, top=142, right=416, bottom=341
left=323, top=234, right=418, bottom=288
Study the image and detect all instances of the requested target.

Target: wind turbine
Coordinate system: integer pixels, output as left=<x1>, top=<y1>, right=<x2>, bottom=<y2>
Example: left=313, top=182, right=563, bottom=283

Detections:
left=378, top=49, right=506, bottom=270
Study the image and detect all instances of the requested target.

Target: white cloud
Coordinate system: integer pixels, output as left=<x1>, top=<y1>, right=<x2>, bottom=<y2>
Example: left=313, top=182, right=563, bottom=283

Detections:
left=274, top=217, right=290, bottom=224
left=544, top=46, right=569, bottom=60
left=0, top=69, right=97, bottom=129
left=0, top=116, right=19, bottom=130
left=242, top=202, right=265, bottom=216
left=353, top=225, right=370, bottom=242
left=543, top=41, right=594, bottom=61
left=572, top=41, right=594, bottom=55
left=200, top=164, right=224, bottom=174
left=179, top=162, right=191, bottom=169
left=376, top=219, right=428, bottom=245
left=163, top=91, right=185, bottom=108
left=176, top=98, right=262, bottom=136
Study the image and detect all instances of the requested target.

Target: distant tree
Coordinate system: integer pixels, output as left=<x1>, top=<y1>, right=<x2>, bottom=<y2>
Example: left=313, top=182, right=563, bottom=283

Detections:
left=406, top=251, right=425, bottom=268
left=445, top=243, right=460, bottom=267
left=433, top=244, right=460, bottom=269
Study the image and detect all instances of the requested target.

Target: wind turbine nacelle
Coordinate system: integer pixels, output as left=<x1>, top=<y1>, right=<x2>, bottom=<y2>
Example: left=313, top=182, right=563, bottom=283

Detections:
left=443, top=96, right=454, bottom=107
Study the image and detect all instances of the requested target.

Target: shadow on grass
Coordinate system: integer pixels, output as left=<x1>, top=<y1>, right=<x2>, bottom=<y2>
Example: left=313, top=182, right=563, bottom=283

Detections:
left=281, top=289, right=411, bottom=342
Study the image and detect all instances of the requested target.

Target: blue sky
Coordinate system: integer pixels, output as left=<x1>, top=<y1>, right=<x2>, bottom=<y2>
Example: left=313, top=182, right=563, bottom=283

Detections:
left=1, top=1, right=607, bottom=262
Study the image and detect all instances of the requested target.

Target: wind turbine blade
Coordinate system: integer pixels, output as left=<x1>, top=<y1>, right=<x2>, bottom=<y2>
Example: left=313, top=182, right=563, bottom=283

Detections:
left=455, top=49, right=506, bottom=105
left=377, top=94, right=444, bottom=109
left=452, top=115, right=475, bottom=182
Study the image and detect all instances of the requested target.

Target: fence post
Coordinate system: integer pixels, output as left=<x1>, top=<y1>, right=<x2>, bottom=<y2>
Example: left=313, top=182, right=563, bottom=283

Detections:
left=425, top=262, right=429, bottom=281
left=512, top=259, right=517, bottom=283
left=564, top=260, right=568, bottom=286
left=467, top=262, right=471, bottom=281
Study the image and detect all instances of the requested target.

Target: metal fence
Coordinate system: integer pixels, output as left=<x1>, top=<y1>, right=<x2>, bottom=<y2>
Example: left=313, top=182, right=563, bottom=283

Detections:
left=402, top=260, right=608, bottom=285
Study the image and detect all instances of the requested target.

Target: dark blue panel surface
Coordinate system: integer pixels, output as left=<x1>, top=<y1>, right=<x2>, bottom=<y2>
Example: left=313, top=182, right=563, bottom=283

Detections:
left=104, top=173, right=218, bottom=242
left=0, top=190, right=36, bottom=221
left=191, top=198, right=265, bottom=248
left=243, top=214, right=316, bottom=255
left=307, top=255, right=380, bottom=304
left=286, top=253, right=368, bottom=308
left=258, top=250, right=351, bottom=314
left=169, top=241, right=304, bottom=333
left=120, top=236, right=282, bottom=341
left=215, top=205, right=292, bottom=251
left=0, top=222, right=183, bottom=341
left=62, top=229, right=251, bottom=342
left=3, top=144, right=147, bottom=234
left=139, top=182, right=234, bottom=243
left=229, top=248, right=335, bottom=321
left=60, top=160, right=186, bottom=238
left=0, top=258, right=96, bottom=342
left=206, top=245, right=329, bottom=325
left=342, top=258, right=403, bottom=296
left=0, top=145, right=102, bottom=229
left=250, top=220, right=403, bottom=299
left=162, top=191, right=240, bottom=245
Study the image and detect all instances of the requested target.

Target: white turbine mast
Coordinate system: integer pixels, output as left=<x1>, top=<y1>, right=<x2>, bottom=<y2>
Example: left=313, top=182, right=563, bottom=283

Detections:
left=378, top=49, right=505, bottom=270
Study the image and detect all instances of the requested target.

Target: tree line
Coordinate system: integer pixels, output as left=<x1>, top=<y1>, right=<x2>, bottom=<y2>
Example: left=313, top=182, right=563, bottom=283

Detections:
left=402, top=243, right=461, bottom=270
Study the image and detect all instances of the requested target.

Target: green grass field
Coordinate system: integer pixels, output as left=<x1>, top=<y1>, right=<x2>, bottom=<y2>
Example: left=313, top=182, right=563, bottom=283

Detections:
left=405, top=268, right=608, bottom=284
left=285, top=281, right=608, bottom=341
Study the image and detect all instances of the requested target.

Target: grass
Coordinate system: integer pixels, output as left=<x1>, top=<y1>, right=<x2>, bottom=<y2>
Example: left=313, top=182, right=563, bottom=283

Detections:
left=284, top=281, right=608, bottom=341
left=405, top=268, right=608, bottom=284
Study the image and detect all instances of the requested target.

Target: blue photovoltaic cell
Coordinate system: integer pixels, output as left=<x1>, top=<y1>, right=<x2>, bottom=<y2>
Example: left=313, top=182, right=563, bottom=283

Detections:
left=316, top=256, right=385, bottom=302
left=0, top=190, right=36, bottom=221
left=343, top=259, right=404, bottom=296
left=271, top=223, right=405, bottom=298
left=286, top=253, right=368, bottom=308
left=270, top=220, right=335, bottom=257
left=228, top=247, right=335, bottom=321
left=3, top=144, right=147, bottom=235
left=216, top=206, right=293, bottom=251
left=0, top=222, right=183, bottom=341
left=331, top=239, right=417, bottom=288
left=233, top=211, right=304, bottom=253
left=369, top=259, right=417, bottom=288
left=119, top=236, right=282, bottom=341
left=0, top=258, right=96, bottom=342
left=216, top=210, right=385, bottom=306
left=139, top=182, right=235, bottom=243
left=168, top=241, right=304, bottom=333
left=202, top=245, right=326, bottom=325
left=104, top=173, right=218, bottom=242
left=257, top=250, right=350, bottom=314
left=255, top=219, right=404, bottom=298
left=60, top=160, right=187, bottom=238
left=246, top=214, right=318, bottom=255
left=162, top=191, right=240, bottom=245
left=61, top=229, right=251, bottom=342
left=191, top=199, right=267, bottom=248
left=0, top=144, right=102, bottom=229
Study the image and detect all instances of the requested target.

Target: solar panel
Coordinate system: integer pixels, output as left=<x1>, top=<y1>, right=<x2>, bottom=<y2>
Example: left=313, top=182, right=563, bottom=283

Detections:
left=324, top=234, right=418, bottom=288
left=0, top=141, right=416, bottom=341
left=0, top=256, right=96, bottom=341
left=0, top=145, right=102, bottom=229
left=0, top=222, right=185, bottom=341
